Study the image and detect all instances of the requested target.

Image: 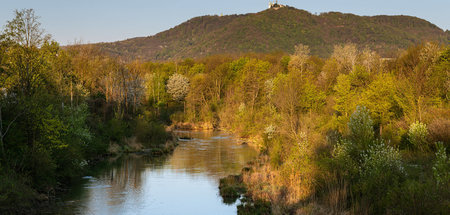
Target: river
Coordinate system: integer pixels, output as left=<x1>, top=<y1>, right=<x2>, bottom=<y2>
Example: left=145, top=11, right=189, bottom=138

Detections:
left=59, top=130, right=257, bottom=215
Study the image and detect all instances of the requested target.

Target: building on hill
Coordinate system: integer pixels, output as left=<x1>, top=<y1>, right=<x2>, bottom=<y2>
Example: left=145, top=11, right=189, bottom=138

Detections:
left=269, top=1, right=286, bottom=9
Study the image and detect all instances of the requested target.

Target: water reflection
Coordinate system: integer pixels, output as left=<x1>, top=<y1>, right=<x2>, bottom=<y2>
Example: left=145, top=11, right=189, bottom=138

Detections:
left=62, top=130, right=257, bottom=215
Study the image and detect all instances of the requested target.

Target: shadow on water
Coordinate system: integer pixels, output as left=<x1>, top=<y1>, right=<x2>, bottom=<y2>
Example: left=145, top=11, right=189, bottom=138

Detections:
left=55, top=130, right=257, bottom=215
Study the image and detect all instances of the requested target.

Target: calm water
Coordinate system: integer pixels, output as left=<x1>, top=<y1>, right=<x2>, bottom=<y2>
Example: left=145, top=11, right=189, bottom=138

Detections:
left=61, top=130, right=257, bottom=215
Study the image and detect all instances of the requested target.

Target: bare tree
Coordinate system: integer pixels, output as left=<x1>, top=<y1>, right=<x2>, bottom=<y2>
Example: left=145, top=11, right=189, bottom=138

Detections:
left=332, top=43, right=358, bottom=73
left=288, top=44, right=310, bottom=75
left=3, top=9, right=50, bottom=48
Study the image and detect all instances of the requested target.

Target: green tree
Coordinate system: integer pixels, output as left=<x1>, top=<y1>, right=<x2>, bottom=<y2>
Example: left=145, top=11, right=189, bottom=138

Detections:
left=361, top=73, right=398, bottom=135
left=333, top=74, right=357, bottom=132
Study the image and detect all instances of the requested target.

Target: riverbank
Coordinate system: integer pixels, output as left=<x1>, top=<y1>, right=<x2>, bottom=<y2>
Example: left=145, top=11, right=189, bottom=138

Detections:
left=171, top=122, right=279, bottom=214
left=107, top=133, right=178, bottom=156
left=1, top=126, right=177, bottom=215
left=52, top=129, right=257, bottom=214
left=170, top=122, right=262, bottom=147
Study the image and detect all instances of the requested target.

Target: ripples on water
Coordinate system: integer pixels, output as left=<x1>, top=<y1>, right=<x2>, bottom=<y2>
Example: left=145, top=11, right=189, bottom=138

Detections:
left=60, top=130, right=257, bottom=215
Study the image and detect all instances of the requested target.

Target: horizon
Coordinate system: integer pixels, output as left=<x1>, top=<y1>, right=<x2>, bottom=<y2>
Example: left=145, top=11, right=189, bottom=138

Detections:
left=1, top=0, right=449, bottom=45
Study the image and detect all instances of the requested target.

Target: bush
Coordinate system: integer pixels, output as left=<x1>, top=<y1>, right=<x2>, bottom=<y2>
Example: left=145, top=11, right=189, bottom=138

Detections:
left=428, top=118, right=450, bottom=148
left=332, top=139, right=359, bottom=177
left=348, top=106, right=374, bottom=149
left=26, top=147, right=57, bottom=191
left=269, top=138, right=283, bottom=168
left=408, top=121, right=429, bottom=151
left=219, top=175, right=246, bottom=205
left=135, top=119, right=168, bottom=147
left=357, top=141, right=405, bottom=212
left=169, top=111, right=185, bottom=123
left=386, top=179, right=445, bottom=214
left=433, top=142, right=449, bottom=186
left=106, top=118, right=128, bottom=143
left=0, top=170, right=37, bottom=212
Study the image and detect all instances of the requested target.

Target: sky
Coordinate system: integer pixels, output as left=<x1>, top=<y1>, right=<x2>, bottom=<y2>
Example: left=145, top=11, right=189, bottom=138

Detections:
left=1, top=0, right=449, bottom=45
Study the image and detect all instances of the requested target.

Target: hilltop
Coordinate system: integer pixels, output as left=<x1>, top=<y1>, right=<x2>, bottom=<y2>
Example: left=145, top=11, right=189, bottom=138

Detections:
left=94, top=7, right=449, bottom=60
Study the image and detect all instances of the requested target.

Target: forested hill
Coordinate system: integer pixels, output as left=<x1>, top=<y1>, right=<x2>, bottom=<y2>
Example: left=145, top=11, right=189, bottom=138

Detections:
left=94, top=7, right=448, bottom=60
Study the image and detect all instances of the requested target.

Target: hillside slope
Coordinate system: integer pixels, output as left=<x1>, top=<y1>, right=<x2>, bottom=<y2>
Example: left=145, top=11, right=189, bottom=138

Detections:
left=95, top=7, right=449, bottom=60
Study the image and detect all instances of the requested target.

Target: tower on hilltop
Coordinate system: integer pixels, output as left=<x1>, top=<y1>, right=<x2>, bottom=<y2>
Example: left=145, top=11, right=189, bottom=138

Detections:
left=269, top=0, right=286, bottom=9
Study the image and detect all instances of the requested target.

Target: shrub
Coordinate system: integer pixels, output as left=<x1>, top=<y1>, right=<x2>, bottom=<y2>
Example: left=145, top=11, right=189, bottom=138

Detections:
left=169, top=111, right=185, bottom=123
left=270, top=138, right=283, bottom=168
left=219, top=175, right=246, bottom=205
left=386, top=179, right=444, bottom=214
left=330, top=106, right=407, bottom=213
left=264, top=124, right=276, bottom=140
left=408, top=121, right=429, bottom=151
left=433, top=142, right=449, bottom=186
left=0, top=170, right=37, bottom=211
left=358, top=141, right=405, bottom=204
left=428, top=118, right=450, bottom=148
left=106, top=117, right=129, bottom=143
left=332, top=139, right=359, bottom=177
left=348, top=106, right=374, bottom=149
left=360, top=141, right=405, bottom=179
left=135, top=119, right=168, bottom=147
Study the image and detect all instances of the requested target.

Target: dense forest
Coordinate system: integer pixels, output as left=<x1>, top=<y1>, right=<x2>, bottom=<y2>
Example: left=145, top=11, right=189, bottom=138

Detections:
left=1, top=9, right=449, bottom=214
left=96, top=7, right=449, bottom=60
left=0, top=9, right=173, bottom=213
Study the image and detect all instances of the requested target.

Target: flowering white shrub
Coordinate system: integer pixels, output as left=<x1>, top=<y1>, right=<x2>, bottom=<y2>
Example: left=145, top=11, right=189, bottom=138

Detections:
left=408, top=121, right=428, bottom=151
left=360, top=141, right=405, bottom=178
left=264, top=124, right=276, bottom=139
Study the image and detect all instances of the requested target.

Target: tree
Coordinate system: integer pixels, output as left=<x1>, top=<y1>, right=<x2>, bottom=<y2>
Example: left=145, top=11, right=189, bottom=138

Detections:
left=167, top=73, right=190, bottom=102
left=237, top=59, right=270, bottom=112
left=1, top=9, right=51, bottom=97
left=361, top=73, right=398, bottom=135
left=3, top=9, right=50, bottom=48
left=394, top=42, right=443, bottom=122
left=332, top=43, right=358, bottom=73
left=126, top=60, right=145, bottom=113
left=359, top=48, right=381, bottom=73
left=334, top=74, right=356, bottom=118
left=288, top=44, right=310, bottom=76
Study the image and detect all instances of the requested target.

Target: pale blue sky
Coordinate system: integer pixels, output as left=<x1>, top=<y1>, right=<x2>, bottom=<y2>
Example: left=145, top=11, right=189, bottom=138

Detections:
left=1, top=0, right=449, bottom=45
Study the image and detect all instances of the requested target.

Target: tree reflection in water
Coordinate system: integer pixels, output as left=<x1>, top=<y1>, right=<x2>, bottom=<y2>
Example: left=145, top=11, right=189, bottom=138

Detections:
left=62, top=130, right=257, bottom=215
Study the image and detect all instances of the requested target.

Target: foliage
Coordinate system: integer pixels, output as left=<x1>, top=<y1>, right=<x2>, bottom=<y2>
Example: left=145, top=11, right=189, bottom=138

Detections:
left=348, top=106, right=374, bottom=148
left=331, top=106, right=408, bottom=213
left=135, top=117, right=168, bottom=147
left=1, top=8, right=449, bottom=213
left=433, top=142, right=449, bottom=186
left=219, top=175, right=246, bottom=205
left=0, top=9, right=171, bottom=212
left=96, top=7, right=448, bottom=60
left=407, top=121, right=429, bottom=151
left=166, top=73, right=190, bottom=102
left=358, top=141, right=405, bottom=210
